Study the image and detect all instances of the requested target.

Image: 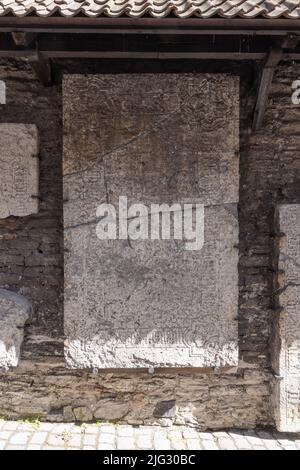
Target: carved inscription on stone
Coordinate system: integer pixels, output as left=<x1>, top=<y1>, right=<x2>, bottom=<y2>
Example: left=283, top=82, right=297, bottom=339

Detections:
left=272, top=204, right=300, bottom=432
left=63, top=74, right=240, bottom=369
left=0, top=124, right=39, bottom=218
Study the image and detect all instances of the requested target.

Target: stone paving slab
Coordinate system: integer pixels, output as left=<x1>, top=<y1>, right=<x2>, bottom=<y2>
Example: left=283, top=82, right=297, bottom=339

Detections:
left=0, top=421, right=299, bottom=450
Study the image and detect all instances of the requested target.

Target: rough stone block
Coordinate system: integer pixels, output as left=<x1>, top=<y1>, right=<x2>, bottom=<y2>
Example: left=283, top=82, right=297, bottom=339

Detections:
left=272, top=204, right=300, bottom=432
left=0, top=124, right=39, bottom=218
left=63, top=74, right=239, bottom=369
left=0, top=288, right=32, bottom=370
left=94, top=400, right=130, bottom=421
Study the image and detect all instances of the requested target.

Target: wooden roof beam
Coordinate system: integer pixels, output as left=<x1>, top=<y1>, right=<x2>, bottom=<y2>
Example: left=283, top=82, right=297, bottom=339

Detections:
left=252, top=47, right=283, bottom=131
left=252, top=34, right=300, bottom=131
left=0, top=18, right=300, bottom=36
left=29, top=53, right=52, bottom=86
left=10, top=32, right=51, bottom=85
left=11, top=31, right=37, bottom=47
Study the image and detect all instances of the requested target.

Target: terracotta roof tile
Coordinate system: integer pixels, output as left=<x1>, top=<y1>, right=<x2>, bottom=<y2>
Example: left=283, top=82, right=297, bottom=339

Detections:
left=0, top=0, right=299, bottom=18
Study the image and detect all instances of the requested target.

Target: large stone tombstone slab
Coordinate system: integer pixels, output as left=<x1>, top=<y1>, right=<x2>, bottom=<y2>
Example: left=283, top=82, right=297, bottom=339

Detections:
left=63, top=74, right=240, bottom=369
left=272, top=205, right=300, bottom=432
left=0, top=124, right=39, bottom=218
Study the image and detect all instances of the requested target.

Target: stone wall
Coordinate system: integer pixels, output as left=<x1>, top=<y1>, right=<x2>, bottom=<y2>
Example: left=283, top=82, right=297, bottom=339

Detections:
left=0, top=59, right=299, bottom=429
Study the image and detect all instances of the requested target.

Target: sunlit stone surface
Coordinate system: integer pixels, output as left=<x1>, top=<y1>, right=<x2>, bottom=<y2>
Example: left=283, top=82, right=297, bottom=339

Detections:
left=0, top=289, right=32, bottom=370
left=0, top=124, right=39, bottom=219
left=63, top=74, right=240, bottom=369
left=272, top=204, right=300, bottom=432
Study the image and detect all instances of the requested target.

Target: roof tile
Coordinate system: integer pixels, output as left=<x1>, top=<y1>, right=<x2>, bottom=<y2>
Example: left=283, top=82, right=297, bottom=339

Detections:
left=0, top=0, right=299, bottom=18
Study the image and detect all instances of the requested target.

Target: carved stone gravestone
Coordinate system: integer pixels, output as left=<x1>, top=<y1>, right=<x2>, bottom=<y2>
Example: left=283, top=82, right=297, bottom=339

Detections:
left=272, top=204, right=300, bottom=432
left=0, top=124, right=39, bottom=218
left=0, top=80, right=5, bottom=104
left=63, top=74, right=240, bottom=369
left=0, top=288, right=32, bottom=370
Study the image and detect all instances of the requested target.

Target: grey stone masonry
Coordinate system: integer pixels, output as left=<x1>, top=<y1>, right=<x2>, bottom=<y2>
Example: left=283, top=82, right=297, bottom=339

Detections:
left=0, top=124, right=39, bottom=219
left=0, top=60, right=299, bottom=430
left=272, top=205, right=300, bottom=433
left=0, top=289, right=32, bottom=370
left=63, top=74, right=239, bottom=370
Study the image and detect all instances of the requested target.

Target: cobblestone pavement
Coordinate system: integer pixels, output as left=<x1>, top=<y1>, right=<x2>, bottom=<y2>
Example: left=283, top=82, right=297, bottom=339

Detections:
left=0, top=421, right=299, bottom=450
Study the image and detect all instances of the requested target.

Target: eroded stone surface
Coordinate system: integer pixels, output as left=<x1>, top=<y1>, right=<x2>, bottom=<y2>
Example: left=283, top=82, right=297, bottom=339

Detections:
left=63, top=75, right=239, bottom=222
left=64, top=204, right=239, bottom=368
left=1, top=61, right=299, bottom=428
left=0, top=288, right=32, bottom=370
left=0, top=124, right=39, bottom=218
left=0, top=80, right=5, bottom=104
left=272, top=204, right=300, bottom=432
left=63, top=74, right=239, bottom=369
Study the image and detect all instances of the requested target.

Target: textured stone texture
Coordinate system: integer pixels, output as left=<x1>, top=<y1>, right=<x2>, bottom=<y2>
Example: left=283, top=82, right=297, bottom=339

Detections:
left=65, top=205, right=239, bottom=369
left=0, top=289, right=32, bottom=370
left=0, top=124, right=39, bottom=219
left=1, top=421, right=299, bottom=450
left=63, top=74, right=239, bottom=369
left=0, top=80, right=5, bottom=104
left=0, top=63, right=63, bottom=360
left=0, top=60, right=299, bottom=429
left=63, top=74, right=239, bottom=208
left=272, top=204, right=300, bottom=432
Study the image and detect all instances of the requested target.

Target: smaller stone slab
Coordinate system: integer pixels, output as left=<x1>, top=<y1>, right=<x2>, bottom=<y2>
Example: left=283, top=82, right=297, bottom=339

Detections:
left=0, top=289, right=32, bottom=370
left=0, top=80, right=5, bottom=104
left=272, top=204, right=300, bottom=432
left=0, top=124, right=39, bottom=218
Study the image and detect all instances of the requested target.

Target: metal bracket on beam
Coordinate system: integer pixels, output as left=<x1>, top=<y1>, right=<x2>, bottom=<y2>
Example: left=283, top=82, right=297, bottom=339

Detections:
left=11, top=31, right=52, bottom=85
left=277, top=33, right=300, bottom=50
left=11, top=31, right=37, bottom=47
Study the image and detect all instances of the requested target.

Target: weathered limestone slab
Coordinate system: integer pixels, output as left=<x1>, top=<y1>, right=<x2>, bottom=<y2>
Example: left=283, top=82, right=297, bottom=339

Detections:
left=0, top=124, right=39, bottom=218
left=63, top=74, right=239, bottom=227
left=0, top=289, right=32, bottom=370
left=63, top=74, right=239, bottom=369
left=0, top=80, right=5, bottom=104
left=272, top=204, right=300, bottom=432
left=64, top=204, right=239, bottom=369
